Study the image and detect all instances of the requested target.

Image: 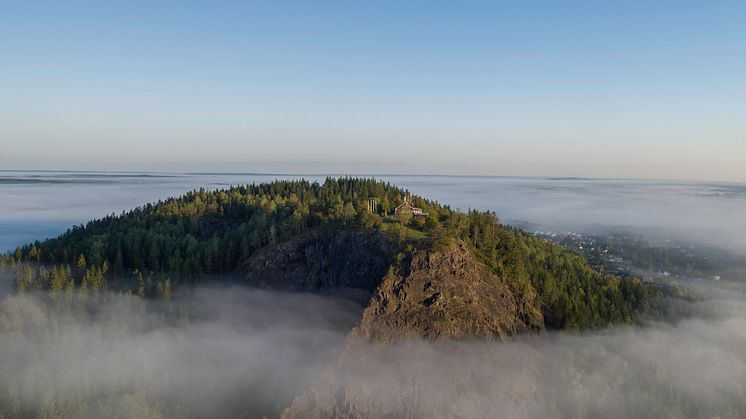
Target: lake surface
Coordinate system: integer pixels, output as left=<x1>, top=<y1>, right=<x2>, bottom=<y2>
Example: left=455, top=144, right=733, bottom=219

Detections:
left=1, top=171, right=744, bottom=254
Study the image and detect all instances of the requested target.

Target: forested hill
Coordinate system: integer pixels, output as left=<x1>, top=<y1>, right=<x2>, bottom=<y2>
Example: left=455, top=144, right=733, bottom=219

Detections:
left=7, top=178, right=678, bottom=331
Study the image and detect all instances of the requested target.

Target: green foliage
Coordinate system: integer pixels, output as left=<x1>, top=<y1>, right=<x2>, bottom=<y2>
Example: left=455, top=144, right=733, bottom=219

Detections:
left=441, top=210, right=681, bottom=329
left=80, top=265, right=106, bottom=291
left=21, top=178, right=444, bottom=280
left=76, top=253, right=87, bottom=270
left=9, top=262, right=109, bottom=299
left=9, top=178, right=680, bottom=329
left=156, top=279, right=172, bottom=299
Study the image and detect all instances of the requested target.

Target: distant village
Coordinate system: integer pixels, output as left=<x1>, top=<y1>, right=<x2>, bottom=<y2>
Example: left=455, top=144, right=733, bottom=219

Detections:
left=532, top=230, right=724, bottom=283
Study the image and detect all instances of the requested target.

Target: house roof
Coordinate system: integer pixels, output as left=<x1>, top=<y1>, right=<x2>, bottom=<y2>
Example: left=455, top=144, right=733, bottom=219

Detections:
left=395, top=197, right=424, bottom=212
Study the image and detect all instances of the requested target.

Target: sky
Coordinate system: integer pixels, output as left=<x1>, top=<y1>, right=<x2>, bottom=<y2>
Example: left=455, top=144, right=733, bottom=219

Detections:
left=1, top=1, right=745, bottom=181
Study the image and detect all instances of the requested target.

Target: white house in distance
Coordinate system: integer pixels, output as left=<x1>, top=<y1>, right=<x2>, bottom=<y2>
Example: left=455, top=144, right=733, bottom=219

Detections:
left=394, top=196, right=427, bottom=216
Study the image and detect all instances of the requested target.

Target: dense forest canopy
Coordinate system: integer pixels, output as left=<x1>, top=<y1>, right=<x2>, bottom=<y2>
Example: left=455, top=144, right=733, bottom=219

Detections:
left=3, top=177, right=682, bottom=330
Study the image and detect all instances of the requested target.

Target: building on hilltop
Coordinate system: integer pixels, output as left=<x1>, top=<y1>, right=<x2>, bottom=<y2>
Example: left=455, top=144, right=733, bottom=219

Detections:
left=394, top=196, right=427, bottom=216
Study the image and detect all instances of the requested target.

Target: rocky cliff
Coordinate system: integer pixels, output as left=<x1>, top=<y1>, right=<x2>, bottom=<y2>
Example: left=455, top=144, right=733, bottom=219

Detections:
left=242, top=229, right=543, bottom=340
left=242, top=228, right=398, bottom=295
left=239, top=229, right=546, bottom=418
left=280, top=238, right=545, bottom=418
left=353, top=239, right=544, bottom=341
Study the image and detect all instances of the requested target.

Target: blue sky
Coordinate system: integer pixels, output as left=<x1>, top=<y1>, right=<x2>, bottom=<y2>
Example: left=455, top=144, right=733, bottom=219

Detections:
left=1, top=1, right=745, bottom=181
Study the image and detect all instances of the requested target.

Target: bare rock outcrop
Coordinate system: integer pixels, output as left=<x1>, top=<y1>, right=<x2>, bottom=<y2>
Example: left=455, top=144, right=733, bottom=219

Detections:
left=281, top=239, right=545, bottom=419
left=353, top=240, right=544, bottom=341
left=242, top=228, right=397, bottom=295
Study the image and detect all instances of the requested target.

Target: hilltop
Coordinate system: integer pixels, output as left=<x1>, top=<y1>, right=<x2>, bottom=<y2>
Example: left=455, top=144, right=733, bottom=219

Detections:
left=6, top=177, right=675, bottom=333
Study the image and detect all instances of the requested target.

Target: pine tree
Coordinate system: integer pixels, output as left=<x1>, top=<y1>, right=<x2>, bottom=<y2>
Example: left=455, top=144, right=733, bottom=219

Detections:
left=76, top=253, right=87, bottom=270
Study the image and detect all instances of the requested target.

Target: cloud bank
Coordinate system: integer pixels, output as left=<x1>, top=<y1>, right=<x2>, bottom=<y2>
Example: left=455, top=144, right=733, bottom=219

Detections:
left=0, top=281, right=744, bottom=418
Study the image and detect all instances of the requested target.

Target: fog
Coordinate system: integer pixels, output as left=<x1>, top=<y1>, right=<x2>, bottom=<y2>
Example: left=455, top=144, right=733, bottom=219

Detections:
left=2, top=172, right=745, bottom=417
left=2, top=172, right=745, bottom=255
left=0, top=280, right=745, bottom=418
left=0, top=285, right=362, bottom=418
left=386, top=176, right=746, bottom=256
left=303, top=284, right=746, bottom=418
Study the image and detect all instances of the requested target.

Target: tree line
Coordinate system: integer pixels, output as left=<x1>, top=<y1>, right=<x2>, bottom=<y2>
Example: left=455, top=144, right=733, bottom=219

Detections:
left=3, top=177, right=684, bottom=330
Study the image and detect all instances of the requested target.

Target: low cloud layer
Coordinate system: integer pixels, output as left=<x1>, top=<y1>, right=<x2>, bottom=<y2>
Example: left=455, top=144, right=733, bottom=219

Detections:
left=1, top=173, right=745, bottom=417
left=288, top=282, right=746, bottom=418
left=0, top=286, right=361, bottom=419
left=0, top=281, right=744, bottom=418
left=2, top=173, right=745, bottom=255
left=389, top=176, right=746, bottom=255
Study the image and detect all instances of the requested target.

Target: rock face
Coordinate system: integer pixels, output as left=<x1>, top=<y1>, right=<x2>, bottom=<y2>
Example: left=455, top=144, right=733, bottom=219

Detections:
left=242, top=228, right=397, bottom=294
left=276, top=237, right=545, bottom=419
left=353, top=240, right=544, bottom=341
left=243, top=231, right=542, bottom=340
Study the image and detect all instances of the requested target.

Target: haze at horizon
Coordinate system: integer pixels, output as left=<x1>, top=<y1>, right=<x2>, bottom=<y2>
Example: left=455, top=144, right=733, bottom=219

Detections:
left=1, top=1, right=745, bottom=182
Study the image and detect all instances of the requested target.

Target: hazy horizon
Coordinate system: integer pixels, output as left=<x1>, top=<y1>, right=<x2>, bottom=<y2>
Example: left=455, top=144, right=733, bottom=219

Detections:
left=2, top=168, right=746, bottom=185
left=2, top=171, right=745, bottom=257
left=2, top=1, right=745, bottom=182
